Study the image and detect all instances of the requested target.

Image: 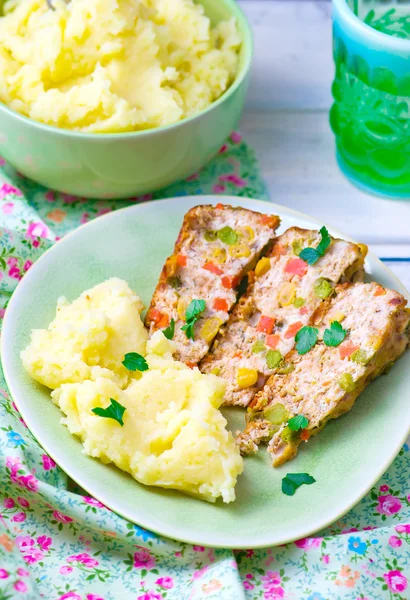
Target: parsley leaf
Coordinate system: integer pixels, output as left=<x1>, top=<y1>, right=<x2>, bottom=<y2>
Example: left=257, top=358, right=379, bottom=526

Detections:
left=92, top=398, right=126, bottom=427
left=163, top=318, right=175, bottom=340
left=288, top=414, right=309, bottom=431
left=295, top=326, right=318, bottom=355
left=122, top=352, right=149, bottom=372
left=282, top=473, right=316, bottom=496
left=323, top=321, right=347, bottom=347
left=181, top=299, right=206, bottom=340
left=300, top=226, right=331, bottom=265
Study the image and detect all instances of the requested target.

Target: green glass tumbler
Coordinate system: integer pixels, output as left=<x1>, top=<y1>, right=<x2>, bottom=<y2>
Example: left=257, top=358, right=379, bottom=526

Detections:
left=331, top=0, right=410, bottom=198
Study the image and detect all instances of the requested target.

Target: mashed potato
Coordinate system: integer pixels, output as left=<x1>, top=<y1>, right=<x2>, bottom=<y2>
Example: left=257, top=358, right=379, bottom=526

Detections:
left=22, top=279, right=243, bottom=502
left=0, top=0, right=241, bottom=133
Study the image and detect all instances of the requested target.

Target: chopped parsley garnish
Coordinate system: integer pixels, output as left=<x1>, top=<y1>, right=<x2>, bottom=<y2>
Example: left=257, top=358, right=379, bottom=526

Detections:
left=92, top=398, right=126, bottom=427
left=122, top=352, right=149, bottom=372
left=288, top=414, right=309, bottom=431
left=300, top=226, right=331, bottom=265
left=323, top=321, right=347, bottom=347
left=218, top=226, right=238, bottom=246
left=282, top=473, right=316, bottom=496
left=163, top=318, right=175, bottom=340
left=181, top=299, right=206, bottom=340
left=295, top=326, right=318, bottom=355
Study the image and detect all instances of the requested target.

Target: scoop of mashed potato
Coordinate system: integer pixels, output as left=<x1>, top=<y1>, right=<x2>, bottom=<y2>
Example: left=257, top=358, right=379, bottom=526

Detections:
left=21, top=278, right=148, bottom=389
left=0, top=0, right=241, bottom=133
left=52, top=331, right=243, bottom=503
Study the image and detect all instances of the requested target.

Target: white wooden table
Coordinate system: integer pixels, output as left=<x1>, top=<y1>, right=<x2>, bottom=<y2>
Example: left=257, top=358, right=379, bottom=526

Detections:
left=238, top=0, right=410, bottom=289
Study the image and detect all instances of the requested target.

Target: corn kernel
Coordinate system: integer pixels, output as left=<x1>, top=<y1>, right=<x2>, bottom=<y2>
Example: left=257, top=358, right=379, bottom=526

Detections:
left=236, top=368, right=258, bottom=389
left=200, top=317, right=223, bottom=344
left=255, top=257, right=271, bottom=277
left=229, top=244, right=251, bottom=259
left=331, top=311, right=345, bottom=323
left=177, top=297, right=188, bottom=321
left=278, top=282, right=296, bottom=307
left=212, top=247, right=227, bottom=264
left=210, top=367, right=221, bottom=376
left=240, top=226, right=255, bottom=242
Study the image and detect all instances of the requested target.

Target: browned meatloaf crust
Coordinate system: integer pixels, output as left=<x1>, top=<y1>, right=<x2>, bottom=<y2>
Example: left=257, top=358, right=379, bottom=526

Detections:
left=237, top=282, right=410, bottom=466
left=200, top=227, right=367, bottom=407
left=145, top=204, right=280, bottom=365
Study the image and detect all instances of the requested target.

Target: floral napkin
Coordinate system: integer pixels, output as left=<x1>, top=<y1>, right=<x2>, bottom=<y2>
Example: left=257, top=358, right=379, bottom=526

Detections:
left=0, top=133, right=409, bottom=600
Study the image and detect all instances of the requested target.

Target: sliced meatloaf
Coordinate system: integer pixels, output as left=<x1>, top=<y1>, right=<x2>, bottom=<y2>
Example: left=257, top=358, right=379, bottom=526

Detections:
left=145, top=204, right=280, bottom=364
left=238, top=282, right=410, bottom=466
left=200, top=227, right=367, bottom=407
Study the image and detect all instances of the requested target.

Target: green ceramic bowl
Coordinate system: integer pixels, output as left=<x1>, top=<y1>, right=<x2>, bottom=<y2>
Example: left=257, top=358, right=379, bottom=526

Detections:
left=0, top=0, right=252, bottom=199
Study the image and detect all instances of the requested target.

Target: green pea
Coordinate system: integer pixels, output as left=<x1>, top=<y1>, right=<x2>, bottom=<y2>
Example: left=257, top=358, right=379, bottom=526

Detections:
left=264, top=403, right=290, bottom=425
left=277, top=362, right=295, bottom=375
left=314, top=278, right=334, bottom=299
left=252, top=340, right=266, bottom=354
left=350, top=349, right=369, bottom=365
left=167, top=276, right=182, bottom=289
left=266, top=350, right=283, bottom=369
left=217, top=226, right=238, bottom=246
left=281, top=426, right=299, bottom=444
left=338, top=373, right=356, bottom=392
left=293, top=297, right=305, bottom=308
left=204, top=230, right=217, bottom=242
left=292, top=239, right=303, bottom=256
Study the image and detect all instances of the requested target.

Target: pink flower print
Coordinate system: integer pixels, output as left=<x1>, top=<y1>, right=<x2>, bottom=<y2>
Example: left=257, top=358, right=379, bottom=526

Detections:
left=246, top=549, right=254, bottom=558
left=0, top=157, right=5, bottom=166
left=379, top=484, right=389, bottom=492
left=13, top=580, right=27, bottom=593
left=18, top=474, right=39, bottom=492
left=133, top=548, right=155, bottom=570
left=17, top=497, right=29, bottom=508
left=17, top=568, right=29, bottom=577
left=37, top=535, right=52, bottom=551
left=212, top=184, right=226, bottom=193
left=60, top=593, right=81, bottom=600
left=80, top=213, right=90, bottom=224
left=244, top=581, right=254, bottom=590
left=322, top=554, right=330, bottom=564
left=3, top=498, right=15, bottom=508
left=45, top=191, right=56, bottom=202
left=389, top=535, right=402, bottom=547
left=219, top=174, right=246, bottom=188
left=83, top=496, right=104, bottom=508
left=42, top=454, right=56, bottom=470
left=263, top=586, right=285, bottom=600
left=384, top=570, right=408, bottom=593
left=294, top=537, right=322, bottom=550
left=15, top=536, right=35, bottom=552
left=32, top=240, right=39, bottom=248
left=6, top=456, right=21, bottom=468
left=12, top=512, right=26, bottom=522
left=96, top=208, right=111, bottom=217
left=23, top=549, right=44, bottom=564
left=59, top=566, right=73, bottom=575
left=26, top=222, right=48, bottom=240
left=53, top=510, right=73, bottom=523
left=246, top=574, right=254, bottom=580
left=86, top=595, right=105, bottom=600
left=68, top=553, right=99, bottom=568
left=186, top=172, right=199, bottom=181
left=193, top=545, right=205, bottom=552
left=61, top=193, right=78, bottom=204
left=23, top=261, right=33, bottom=272
left=0, top=569, right=9, bottom=579
left=395, top=523, right=410, bottom=533
left=0, top=183, right=22, bottom=198
left=8, top=266, right=22, bottom=280
left=377, top=495, right=402, bottom=515
left=261, top=571, right=281, bottom=587
left=192, top=565, right=209, bottom=580
left=7, top=257, right=18, bottom=267
left=2, top=202, right=14, bottom=214
left=231, top=132, right=242, bottom=144
left=155, top=576, right=174, bottom=589
left=218, top=144, right=228, bottom=154
left=137, top=593, right=161, bottom=600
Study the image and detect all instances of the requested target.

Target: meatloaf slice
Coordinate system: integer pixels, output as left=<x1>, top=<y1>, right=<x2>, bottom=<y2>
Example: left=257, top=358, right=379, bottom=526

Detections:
left=238, top=282, right=410, bottom=466
left=145, top=204, right=280, bottom=364
left=200, top=227, right=367, bottom=407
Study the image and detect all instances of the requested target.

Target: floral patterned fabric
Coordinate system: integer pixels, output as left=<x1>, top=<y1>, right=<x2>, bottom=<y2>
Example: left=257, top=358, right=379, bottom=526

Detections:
left=0, top=134, right=409, bottom=600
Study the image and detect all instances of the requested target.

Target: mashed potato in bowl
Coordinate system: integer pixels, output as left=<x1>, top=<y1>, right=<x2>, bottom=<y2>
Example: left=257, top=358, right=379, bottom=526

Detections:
left=0, top=0, right=241, bottom=133
left=21, top=278, right=243, bottom=503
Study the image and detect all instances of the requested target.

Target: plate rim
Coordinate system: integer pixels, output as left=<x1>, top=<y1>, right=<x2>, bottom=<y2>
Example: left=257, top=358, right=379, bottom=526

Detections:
left=2, top=194, right=410, bottom=549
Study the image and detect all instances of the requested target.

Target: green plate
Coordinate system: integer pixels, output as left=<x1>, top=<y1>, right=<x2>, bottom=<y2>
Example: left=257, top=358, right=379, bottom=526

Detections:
left=2, top=196, right=410, bottom=549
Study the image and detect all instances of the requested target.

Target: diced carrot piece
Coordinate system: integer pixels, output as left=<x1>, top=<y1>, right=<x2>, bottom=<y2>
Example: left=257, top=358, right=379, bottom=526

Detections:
left=260, top=214, right=278, bottom=228
left=266, top=334, right=280, bottom=349
left=270, top=243, right=286, bottom=257
left=374, top=285, right=386, bottom=297
left=257, top=315, right=275, bottom=334
left=213, top=297, right=229, bottom=312
left=215, top=203, right=225, bottom=210
left=147, top=308, right=168, bottom=327
left=202, top=261, right=223, bottom=276
left=221, top=275, right=240, bottom=289
left=285, top=321, right=303, bottom=339
left=157, top=314, right=170, bottom=329
left=339, top=342, right=360, bottom=359
left=233, top=350, right=243, bottom=358
left=185, top=361, right=196, bottom=369
left=300, top=429, right=311, bottom=442
left=299, top=306, right=308, bottom=315
left=284, top=258, right=308, bottom=277
left=176, top=254, right=187, bottom=267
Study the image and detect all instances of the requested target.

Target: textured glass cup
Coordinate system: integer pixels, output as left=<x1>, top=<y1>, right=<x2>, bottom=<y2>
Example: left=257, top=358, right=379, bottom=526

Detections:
left=331, top=0, right=410, bottom=198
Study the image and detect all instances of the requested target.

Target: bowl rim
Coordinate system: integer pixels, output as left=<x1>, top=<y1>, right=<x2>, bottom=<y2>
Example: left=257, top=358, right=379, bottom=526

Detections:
left=0, top=0, right=253, bottom=140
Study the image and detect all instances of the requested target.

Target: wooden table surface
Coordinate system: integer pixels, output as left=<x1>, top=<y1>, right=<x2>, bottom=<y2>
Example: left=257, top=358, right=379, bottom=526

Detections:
left=238, top=0, right=410, bottom=288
